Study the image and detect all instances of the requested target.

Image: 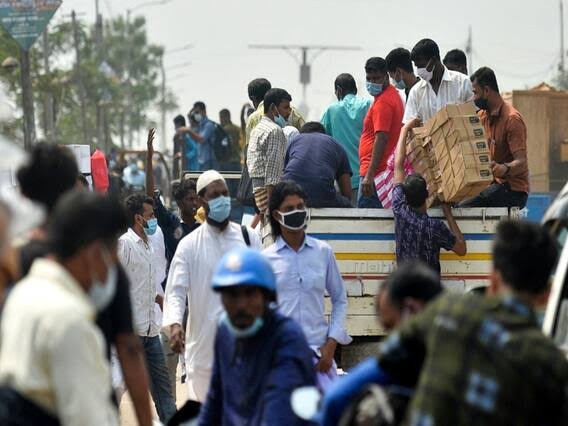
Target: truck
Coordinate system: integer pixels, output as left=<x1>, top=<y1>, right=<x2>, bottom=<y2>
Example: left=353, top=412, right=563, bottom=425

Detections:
left=183, top=171, right=520, bottom=366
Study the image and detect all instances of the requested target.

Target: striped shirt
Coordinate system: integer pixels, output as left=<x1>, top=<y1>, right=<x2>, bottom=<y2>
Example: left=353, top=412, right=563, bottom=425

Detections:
left=247, top=116, right=287, bottom=188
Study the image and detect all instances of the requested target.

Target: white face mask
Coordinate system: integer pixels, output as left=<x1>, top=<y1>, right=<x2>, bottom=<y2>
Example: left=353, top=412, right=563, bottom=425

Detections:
left=89, top=248, right=117, bottom=312
left=416, top=62, right=435, bottom=82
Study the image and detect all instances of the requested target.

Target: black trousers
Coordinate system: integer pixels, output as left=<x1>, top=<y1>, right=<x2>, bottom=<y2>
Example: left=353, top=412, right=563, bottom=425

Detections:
left=459, top=182, right=528, bottom=209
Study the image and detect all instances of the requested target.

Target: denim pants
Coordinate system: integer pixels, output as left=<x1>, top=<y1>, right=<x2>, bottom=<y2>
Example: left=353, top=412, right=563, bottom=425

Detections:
left=140, top=335, right=177, bottom=423
left=160, top=331, right=179, bottom=400
left=357, top=176, right=383, bottom=208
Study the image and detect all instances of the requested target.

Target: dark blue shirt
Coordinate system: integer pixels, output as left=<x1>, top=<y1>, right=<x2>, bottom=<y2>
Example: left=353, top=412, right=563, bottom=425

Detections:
left=198, top=310, right=316, bottom=426
left=392, top=184, right=456, bottom=274
left=282, top=133, right=352, bottom=207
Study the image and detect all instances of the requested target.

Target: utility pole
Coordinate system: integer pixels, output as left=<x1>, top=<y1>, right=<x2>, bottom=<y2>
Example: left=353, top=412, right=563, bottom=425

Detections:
left=71, top=10, right=90, bottom=145
left=41, top=29, right=55, bottom=144
left=249, top=44, right=360, bottom=115
left=160, top=55, right=166, bottom=153
left=19, top=48, right=36, bottom=150
left=465, top=25, right=473, bottom=74
left=95, top=0, right=106, bottom=151
left=561, top=0, right=566, bottom=73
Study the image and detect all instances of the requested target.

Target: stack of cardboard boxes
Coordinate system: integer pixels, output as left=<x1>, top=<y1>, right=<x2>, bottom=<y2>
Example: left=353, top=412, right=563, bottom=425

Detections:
left=407, top=103, right=493, bottom=207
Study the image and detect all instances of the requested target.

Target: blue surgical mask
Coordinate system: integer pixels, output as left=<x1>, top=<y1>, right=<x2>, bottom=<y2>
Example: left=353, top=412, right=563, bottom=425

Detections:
left=366, top=81, right=383, bottom=97
left=143, top=217, right=158, bottom=236
left=395, top=79, right=406, bottom=90
left=207, top=195, right=231, bottom=223
left=274, top=114, right=287, bottom=128
left=220, top=311, right=264, bottom=339
left=89, top=249, right=117, bottom=312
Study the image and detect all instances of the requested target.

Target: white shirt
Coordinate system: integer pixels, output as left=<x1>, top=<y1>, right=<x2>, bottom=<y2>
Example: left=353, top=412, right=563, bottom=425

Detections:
left=149, top=226, right=168, bottom=327
left=163, top=222, right=261, bottom=402
left=118, top=228, right=161, bottom=337
left=0, top=259, right=118, bottom=426
left=403, top=67, right=473, bottom=124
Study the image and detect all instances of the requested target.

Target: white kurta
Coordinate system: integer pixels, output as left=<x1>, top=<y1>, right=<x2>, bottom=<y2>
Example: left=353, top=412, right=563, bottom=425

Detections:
left=162, top=222, right=260, bottom=402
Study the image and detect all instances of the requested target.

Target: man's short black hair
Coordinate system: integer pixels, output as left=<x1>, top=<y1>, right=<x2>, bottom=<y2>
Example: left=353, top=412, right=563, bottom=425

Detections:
left=365, top=57, right=387, bottom=74
left=268, top=181, right=307, bottom=239
left=385, top=48, right=413, bottom=73
left=411, top=39, right=441, bottom=62
left=300, top=122, right=326, bottom=134
left=403, top=173, right=428, bottom=208
left=263, top=88, right=292, bottom=114
left=17, top=143, right=79, bottom=214
left=248, top=78, right=272, bottom=102
left=443, top=49, right=467, bottom=68
left=493, top=220, right=558, bottom=294
left=334, top=73, right=357, bottom=95
left=193, top=101, right=206, bottom=112
left=174, top=114, right=186, bottom=127
left=48, top=191, right=128, bottom=260
left=384, top=261, right=443, bottom=308
left=124, top=193, right=154, bottom=227
left=471, top=66, right=500, bottom=93
left=173, top=178, right=197, bottom=202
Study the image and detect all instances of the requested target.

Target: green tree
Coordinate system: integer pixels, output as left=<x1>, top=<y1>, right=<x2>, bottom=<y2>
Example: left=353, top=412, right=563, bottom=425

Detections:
left=0, top=14, right=178, bottom=149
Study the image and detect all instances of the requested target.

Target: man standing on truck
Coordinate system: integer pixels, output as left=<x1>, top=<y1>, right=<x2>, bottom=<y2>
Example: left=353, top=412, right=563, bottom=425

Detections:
left=392, top=121, right=467, bottom=274
left=247, top=89, right=291, bottom=216
left=459, top=67, right=529, bottom=209
left=321, top=73, right=371, bottom=202
left=404, top=39, right=473, bottom=124
left=176, top=102, right=218, bottom=171
left=358, top=57, right=404, bottom=209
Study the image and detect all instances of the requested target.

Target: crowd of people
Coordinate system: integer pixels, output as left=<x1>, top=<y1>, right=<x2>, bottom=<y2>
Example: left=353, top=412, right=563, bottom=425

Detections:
left=0, top=35, right=562, bottom=426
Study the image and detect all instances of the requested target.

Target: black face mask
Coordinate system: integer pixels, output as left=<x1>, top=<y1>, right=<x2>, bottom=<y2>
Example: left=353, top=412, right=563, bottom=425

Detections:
left=474, top=96, right=489, bottom=111
left=278, top=209, right=308, bottom=230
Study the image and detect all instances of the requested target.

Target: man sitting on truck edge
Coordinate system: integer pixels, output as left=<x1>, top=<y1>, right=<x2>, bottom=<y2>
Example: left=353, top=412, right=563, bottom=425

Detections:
left=392, top=120, right=467, bottom=275
left=459, top=67, right=529, bottom=209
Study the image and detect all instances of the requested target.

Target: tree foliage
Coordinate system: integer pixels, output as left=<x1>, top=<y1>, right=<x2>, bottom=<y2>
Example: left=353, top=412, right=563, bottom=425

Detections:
left=0, top=14, right=177, bottom=149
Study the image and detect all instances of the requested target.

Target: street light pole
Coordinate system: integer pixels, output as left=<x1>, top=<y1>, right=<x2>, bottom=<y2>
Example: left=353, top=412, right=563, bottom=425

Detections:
left=19, top=48, right=36, bottom=150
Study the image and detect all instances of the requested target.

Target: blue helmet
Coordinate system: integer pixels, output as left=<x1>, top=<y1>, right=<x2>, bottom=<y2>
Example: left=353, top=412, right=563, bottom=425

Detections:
left=211, top=247, right=276, bottom=294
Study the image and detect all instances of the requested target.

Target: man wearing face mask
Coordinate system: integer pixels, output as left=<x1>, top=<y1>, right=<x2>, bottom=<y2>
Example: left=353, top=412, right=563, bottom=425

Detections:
left=358, top=57, right=405, bottom=208
left=263, top=181, right=351, bottom=391
left=459, top=67, right=529, bottom=209
left=247, top=88, right=291, bottom=216
left=163, top=170, right=261, bottom=403
left=385, top=48, right=420, bottom=102
left=198, top=247, right=315, bottom=425
left=119, top=194, right=177, bottom=423
left=404, top=38, right=473, bottom=125
left=177, top=102, right=219, bottom=171
left=0, top=191, right=126, bottom=426
left=321, top=73, right=371, bottom=202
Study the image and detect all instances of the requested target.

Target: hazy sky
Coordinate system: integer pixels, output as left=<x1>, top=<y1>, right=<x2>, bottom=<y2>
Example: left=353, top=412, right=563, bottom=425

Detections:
left=54, top=0, right=559, bottom=148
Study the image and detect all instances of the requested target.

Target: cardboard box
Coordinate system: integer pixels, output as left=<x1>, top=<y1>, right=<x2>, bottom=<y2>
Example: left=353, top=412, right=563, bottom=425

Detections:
left=449, top=140, right=490, bottom=163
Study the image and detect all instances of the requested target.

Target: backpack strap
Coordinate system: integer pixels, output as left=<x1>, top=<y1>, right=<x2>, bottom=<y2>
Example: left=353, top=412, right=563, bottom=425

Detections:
left=241, top=225, right=251, bottom=247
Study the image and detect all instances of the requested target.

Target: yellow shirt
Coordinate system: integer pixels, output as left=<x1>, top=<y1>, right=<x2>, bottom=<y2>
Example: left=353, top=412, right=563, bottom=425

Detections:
left=245, top=102, right=305, bottom=146
left=0, top=259, right=118, bottom=426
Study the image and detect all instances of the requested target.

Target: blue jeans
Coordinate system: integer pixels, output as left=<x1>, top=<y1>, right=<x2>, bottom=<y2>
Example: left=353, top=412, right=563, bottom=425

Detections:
left=357, top=176, right=383, bottom=208
left=140, top=335, right=177, bottom=423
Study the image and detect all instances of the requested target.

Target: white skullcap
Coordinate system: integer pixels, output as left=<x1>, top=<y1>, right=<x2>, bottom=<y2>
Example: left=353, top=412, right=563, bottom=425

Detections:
left=196, top=170, right=226, bottom=194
